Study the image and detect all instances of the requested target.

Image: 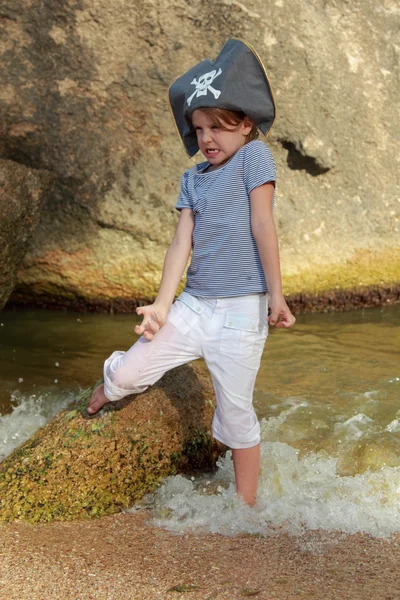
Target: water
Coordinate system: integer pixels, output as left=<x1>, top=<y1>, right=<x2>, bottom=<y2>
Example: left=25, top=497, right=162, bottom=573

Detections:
left=139, top=447, right=400, bottom=538
left=0, top=388, right=75, bottom=461
left=0, top=305, right=399, bottom=536
left=0, top=309, right=139, bottom=460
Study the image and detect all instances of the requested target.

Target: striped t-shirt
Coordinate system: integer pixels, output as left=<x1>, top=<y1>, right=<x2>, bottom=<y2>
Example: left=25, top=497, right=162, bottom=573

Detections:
left=175, top=140, right=276, bottom=297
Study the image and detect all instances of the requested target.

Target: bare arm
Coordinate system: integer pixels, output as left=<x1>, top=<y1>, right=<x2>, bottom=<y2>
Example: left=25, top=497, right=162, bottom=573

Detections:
left=250, top=183, right=295, bottom=328
left=135, top=208, right=194, bottom=340
left=155, top=208, right=194, bottom=309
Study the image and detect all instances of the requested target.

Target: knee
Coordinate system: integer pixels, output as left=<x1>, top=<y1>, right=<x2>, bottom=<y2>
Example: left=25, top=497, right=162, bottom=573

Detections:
left=213, top=408, right=260, bottom=449
left=103, top=351, right=147, bottom=401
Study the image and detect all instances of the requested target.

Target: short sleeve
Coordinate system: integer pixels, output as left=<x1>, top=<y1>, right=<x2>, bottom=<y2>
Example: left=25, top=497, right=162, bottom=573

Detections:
left=175, top=171, right=193, bottom=211
left=243, top=141, right=276, bottom=195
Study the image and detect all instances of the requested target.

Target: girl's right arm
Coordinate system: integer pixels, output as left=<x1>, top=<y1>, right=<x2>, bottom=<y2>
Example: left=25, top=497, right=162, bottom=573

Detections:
left=135, top=208, right=194, bottom=340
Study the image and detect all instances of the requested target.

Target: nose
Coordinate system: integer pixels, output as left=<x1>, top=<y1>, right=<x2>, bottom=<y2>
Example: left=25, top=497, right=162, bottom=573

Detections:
left=201, top=128, right=213, bottom=144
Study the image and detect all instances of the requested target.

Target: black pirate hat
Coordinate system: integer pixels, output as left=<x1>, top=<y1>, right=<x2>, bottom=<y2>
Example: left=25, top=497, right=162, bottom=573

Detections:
left=168, top=38, right=276, bottom=157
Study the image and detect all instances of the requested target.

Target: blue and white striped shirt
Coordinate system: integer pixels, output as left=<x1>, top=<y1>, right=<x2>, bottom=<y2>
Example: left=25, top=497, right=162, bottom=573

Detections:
left=175, top=140, right=276, bottom=297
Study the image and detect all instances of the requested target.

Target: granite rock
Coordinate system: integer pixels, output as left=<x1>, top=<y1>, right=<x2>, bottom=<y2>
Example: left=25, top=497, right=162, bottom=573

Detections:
left=0, top=0, right=398, bottom=310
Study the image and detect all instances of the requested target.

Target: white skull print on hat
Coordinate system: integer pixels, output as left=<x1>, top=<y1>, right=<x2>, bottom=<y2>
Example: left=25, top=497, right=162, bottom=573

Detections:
left=187, top=68, right=222, bottom=106
left=169, top=38, right=276, bottom=157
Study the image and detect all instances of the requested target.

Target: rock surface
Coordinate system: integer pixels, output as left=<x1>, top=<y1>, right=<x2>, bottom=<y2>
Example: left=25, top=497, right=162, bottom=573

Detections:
left=0, top=0, right=398, bottom=310
left=0, top=364, right=218, bottom=523
left=0, top=159, right=52, bottom=309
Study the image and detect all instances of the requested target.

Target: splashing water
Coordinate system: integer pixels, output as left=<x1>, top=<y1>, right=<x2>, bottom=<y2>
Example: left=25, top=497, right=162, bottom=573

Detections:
left=0, top=389, right=75, bottom=461
left=140, top=440, right=400, bottom=539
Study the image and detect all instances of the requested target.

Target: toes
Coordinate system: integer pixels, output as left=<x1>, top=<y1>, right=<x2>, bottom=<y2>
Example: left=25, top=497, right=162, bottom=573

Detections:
left=87, top=403, right=104, bottom=415
left=87, top=400, right=102, bottom=415
left=87, top=386, right=108, bottom=415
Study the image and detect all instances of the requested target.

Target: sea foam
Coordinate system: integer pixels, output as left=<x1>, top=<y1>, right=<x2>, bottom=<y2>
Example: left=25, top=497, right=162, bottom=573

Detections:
left=141, top=440, right=400, bottom=539
left=0, top=389, right=74, bottom=461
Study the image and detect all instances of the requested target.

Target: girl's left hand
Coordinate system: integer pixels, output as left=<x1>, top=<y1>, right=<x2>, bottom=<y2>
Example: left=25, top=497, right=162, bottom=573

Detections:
left=267, top=294, right=296, bottom=329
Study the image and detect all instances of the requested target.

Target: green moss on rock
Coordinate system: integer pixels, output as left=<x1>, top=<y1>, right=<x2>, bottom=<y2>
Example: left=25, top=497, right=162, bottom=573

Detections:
left=0, top=364, right=218, bottom=523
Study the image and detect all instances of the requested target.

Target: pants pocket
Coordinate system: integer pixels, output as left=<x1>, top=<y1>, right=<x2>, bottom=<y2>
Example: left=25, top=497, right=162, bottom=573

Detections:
left=220, top=315, right=267, bottom=355
left=167, top=293, right=205, bottom=336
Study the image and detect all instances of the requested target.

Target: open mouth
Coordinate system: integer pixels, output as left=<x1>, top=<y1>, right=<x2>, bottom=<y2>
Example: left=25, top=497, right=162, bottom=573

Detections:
left=205, top=148, right=220, bottom=157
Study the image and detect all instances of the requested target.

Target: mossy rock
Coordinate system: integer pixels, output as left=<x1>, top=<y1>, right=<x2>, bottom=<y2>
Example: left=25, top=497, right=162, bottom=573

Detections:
left=0, top=364, right=218, bottom=523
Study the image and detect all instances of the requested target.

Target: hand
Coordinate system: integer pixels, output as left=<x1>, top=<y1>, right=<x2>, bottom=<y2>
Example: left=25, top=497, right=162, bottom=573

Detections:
left=267, top=294, right=296, bottom=329
left=135, top=303, right=168, bottom=341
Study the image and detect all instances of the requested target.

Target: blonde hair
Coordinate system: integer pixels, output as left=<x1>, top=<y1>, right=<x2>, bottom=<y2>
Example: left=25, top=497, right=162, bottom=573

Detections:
left=193, top=107, right=259, bottom=144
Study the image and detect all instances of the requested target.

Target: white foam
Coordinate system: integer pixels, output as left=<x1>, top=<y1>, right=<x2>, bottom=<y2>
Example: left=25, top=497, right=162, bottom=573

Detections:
left=259, top=399, right=309, bottom=435
left=386, top=419, right=400, bottom=433
left=141, top=442, right=400, bottom=539
left=0, top=389, right=74, bottom=462
left=385, top=407, right=400, bottom=433
left=334, top=413, right=374, bottom=441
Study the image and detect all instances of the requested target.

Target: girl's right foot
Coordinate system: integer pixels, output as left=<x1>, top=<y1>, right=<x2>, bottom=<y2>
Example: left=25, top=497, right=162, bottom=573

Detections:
left=87, top=383, right=110, bottom=415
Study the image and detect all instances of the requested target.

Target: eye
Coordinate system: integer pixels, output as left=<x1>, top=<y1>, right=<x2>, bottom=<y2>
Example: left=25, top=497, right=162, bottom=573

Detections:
left=211, top=125, right=219, bottom=130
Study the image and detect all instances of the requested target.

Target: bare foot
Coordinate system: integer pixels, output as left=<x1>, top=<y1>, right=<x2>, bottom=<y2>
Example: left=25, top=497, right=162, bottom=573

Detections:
left=87, top=383, right=110, bottom=415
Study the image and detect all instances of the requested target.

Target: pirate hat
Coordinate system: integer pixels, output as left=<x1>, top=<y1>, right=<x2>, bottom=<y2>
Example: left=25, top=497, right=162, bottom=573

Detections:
left=168, top=38, right=276, bottom=157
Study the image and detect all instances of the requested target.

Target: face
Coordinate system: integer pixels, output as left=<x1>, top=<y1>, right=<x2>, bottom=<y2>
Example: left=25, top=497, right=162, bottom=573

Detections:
left=191, top=109, right=253, bottom=170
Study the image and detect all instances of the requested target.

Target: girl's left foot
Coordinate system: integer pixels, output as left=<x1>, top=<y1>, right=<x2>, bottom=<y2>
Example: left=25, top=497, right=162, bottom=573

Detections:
left=87, top=383, right=109, bottom=415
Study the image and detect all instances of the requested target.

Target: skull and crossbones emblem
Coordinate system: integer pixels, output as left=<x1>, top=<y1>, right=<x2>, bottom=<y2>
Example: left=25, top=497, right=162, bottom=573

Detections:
left=187, top=68, right=223, bottom=106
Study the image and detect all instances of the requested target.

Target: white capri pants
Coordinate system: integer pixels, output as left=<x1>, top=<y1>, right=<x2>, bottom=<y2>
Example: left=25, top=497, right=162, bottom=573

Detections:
left=103, top=292, right=269, bottom=449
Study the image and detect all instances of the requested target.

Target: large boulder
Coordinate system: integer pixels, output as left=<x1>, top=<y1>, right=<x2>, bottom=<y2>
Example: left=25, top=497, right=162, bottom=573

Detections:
left=0, top=159, right=52, bottom=309
left=0, top=0, right=398, bottom=311
left=0, top=364, right=218, bottom=523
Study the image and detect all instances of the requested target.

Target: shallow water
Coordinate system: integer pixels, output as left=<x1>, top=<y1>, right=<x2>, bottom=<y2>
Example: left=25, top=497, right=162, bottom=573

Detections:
left=0, top=305, right=399, bottom=536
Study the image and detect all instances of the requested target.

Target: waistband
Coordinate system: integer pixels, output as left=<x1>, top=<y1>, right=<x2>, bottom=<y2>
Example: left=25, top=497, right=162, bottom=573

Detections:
left=176, top=291, right=267, bottom=313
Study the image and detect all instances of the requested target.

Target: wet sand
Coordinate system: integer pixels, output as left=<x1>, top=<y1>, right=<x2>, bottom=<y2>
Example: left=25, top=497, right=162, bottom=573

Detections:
left=1, top=511, right=400, bottom=600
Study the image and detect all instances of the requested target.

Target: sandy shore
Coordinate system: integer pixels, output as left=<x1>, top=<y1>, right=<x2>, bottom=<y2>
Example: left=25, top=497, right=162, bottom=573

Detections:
left=1, top=511, right=400, bottom=600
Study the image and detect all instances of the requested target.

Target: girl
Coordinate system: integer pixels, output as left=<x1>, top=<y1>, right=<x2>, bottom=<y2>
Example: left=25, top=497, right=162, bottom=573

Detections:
left=87, top=39, right=295, bottom=506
